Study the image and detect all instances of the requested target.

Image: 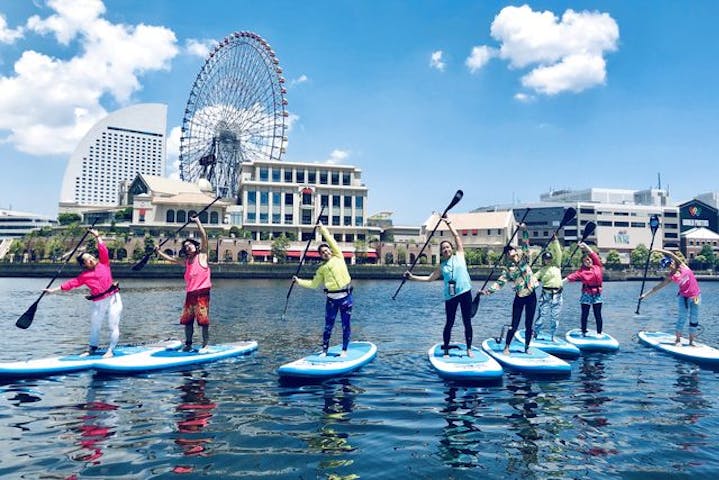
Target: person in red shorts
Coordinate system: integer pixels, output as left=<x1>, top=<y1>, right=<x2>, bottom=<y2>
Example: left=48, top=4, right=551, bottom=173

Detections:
left=156, top=216, right=212, bottom=353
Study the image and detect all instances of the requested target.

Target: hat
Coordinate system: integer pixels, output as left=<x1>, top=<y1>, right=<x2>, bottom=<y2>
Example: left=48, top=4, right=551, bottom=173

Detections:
left=542, top=251, right=553, bottom=261
left=659, top=256, right=672, bottom=268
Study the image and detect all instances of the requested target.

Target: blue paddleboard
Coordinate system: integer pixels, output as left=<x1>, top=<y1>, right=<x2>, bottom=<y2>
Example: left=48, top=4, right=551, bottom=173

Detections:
left=427, top=343, right=503, bottom=381
left=565, top=329, right=619, bottom=352
left=0, top=345, right=152, bottom=378
left=481, top=338, right=570, bottom=375
left=277, top=341, right=377, bottom=378
left=514, top=331, right=581, bottom=359
left=94, top=341, right=258, bottom=373
left=638, top=331, right=719, bottom=366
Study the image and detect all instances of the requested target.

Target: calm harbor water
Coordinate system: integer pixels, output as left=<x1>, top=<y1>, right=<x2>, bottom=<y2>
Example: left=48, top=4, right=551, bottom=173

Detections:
left=0, top=277, right=718, bottom=479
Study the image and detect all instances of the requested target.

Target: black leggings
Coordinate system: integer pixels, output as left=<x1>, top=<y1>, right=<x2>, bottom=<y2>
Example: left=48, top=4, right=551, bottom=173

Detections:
left=580, top=303, right=603, bottom=334
left=506, top=291, right=537, bottom=349
left=185, top=323, right=209, bottom=347
left=443, top=290, right=473, bottom=351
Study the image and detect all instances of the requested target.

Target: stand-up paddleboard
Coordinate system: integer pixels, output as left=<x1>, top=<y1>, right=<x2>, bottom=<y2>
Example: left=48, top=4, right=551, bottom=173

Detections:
left=638, top=331, right=719, bottom=366
left=481, top=338, right=570, bottom=375
left=427, top=343, right=503, bottom=381
left=514, top=331, right=581, bottom=359
left=0, top=345, right=154, bottom=378
left=565, top=329, right=619, bottom=352
left=94, top=341, right=258, bottom=373
left=277, top=341, right=377, bottom=379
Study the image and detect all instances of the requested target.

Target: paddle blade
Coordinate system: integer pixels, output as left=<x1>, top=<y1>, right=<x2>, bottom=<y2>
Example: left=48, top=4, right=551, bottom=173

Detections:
left=448, top=190, right=464, bottom=211
left=131, top=253, right=152, bottom=271
left=470, top=292, right=481, bottom=318
left=16, top=300, right=39, bottom=329
left=560, top=207, right=577, bottom=227
left=582, top=221, right=597, bottom=240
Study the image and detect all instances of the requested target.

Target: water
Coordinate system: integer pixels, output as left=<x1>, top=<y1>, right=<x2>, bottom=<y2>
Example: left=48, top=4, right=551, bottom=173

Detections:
left=0, top=277, right=718, bottom=479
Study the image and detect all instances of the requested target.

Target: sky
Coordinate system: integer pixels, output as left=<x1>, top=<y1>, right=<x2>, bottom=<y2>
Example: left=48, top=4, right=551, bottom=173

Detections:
left=0, top=0, right=717, bottom=225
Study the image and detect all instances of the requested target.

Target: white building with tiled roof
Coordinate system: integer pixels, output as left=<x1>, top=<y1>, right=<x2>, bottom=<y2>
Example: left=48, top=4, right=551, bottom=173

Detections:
left=422, top=211, right=517, bottom=259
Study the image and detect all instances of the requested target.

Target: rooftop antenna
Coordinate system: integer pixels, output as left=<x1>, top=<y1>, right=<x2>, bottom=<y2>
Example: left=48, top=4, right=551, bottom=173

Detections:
left=657, top=172, right=662, bottom=190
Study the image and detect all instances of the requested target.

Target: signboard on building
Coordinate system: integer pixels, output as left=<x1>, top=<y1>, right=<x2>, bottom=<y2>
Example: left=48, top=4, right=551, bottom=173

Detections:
left=679, top=199, right=718, bottom=233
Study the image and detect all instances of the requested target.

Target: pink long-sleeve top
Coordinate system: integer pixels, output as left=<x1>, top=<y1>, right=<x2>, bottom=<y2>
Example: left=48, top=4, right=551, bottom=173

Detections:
left=671, top=264, right=700, bottom=298
left=565, top=250, right=604, bottom=294
left=60, top=242, right=116, bottom=301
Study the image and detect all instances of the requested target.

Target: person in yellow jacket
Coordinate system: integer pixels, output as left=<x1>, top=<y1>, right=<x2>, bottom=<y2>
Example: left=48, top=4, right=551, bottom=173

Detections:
left=293, top=221, right=353, bottom=357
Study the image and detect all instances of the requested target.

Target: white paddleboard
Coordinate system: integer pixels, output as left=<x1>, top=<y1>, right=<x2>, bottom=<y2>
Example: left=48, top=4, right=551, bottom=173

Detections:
left=565, top=329, right=619, bottom=352
left=94, top=341, right=258, bottom=373
left=427, top=343, right=503, bottom=381
left=481, top=338, right=570, bottom=375
left=638, top=331, right=719, bottom=366
left=0, top=345, right=152, bottom=378
left=514, top=331, right=581, bottom=359
left=277, top=341, right=377, bottom=378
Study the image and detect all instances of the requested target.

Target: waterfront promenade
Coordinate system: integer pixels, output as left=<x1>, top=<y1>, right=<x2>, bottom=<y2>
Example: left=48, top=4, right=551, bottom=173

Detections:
left=0, top=262, right=690, bottom=281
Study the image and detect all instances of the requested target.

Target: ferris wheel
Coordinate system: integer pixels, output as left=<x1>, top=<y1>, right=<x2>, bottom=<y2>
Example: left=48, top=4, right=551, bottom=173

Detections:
left=179, top=31, right=288, bottom=201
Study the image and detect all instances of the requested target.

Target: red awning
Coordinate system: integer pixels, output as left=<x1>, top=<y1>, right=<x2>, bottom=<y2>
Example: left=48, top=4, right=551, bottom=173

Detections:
left=252, top=250, right=271, bottom=256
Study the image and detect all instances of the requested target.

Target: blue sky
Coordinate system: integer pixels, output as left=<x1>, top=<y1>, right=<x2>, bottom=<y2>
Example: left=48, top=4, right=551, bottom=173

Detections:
left=0, top=0, right=717, bottom=225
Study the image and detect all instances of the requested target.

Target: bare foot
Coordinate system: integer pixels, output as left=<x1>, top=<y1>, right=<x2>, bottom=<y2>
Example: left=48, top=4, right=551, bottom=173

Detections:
left=79, top=351, right=91, bottom=357
left=340, top=350, right=347, bottom=358
left=466, top=349, right=474, bottom=358
left=319, top=351, right=327, bottom=357
left=503, top=348, right=510, bottom=356
left=102, top=350, right=113, bottom=359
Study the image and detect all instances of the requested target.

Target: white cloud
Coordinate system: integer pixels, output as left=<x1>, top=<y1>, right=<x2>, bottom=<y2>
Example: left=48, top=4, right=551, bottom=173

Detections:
left=465, top=46, right=495, bottom=73
left=0, top=14, right=24, bottom=43
left=470, top=5, right=618, bottom=96
left=289, top=74, right=308, bottom=87
left=514, top=92, right=534, bottom=103
left=0, top=0, right=179, bottom=155
left=430, top=50, right=445, bottom=71
left=325, top=149, right=349, bottom=164
left=166, top=125, right=181, bottom=180
left=185, top=38, right=216, bottom=58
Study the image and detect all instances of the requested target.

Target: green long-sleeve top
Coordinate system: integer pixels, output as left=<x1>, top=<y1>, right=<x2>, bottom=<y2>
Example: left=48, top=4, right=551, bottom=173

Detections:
left=486, top=230, right=538, bottom=298
left=296, top=225, right=352, bottom=291
left=534, top=237, right=563, bottom=289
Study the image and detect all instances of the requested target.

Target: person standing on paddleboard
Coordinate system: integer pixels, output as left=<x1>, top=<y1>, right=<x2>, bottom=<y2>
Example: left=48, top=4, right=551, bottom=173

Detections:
left=43, top=229, right=122, bottom=358
left=563, top=242, right=604, bottom=336
left=478, top=224, right=539, bottom=355
left=534, top=233, right=564, bottom=342
left=293, top=221, right=353, bottom=357
left=404, top=215, right=474, bottom=358
left=155, top=216, right=212, bottom=353
left=639, top=249, right=701, bottom=346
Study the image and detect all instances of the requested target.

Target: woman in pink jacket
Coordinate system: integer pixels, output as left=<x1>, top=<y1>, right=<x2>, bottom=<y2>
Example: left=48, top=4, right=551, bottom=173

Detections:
left=44, top=229, right=122, bottom=358
left=563, top=242, right=604, bottom=336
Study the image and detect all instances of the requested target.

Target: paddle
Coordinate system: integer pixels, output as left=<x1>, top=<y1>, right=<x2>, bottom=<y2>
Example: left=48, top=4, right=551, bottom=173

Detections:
left=528, top=207, right=577, bottom=269
left=281, top=204, right=327, bottom=319
left=16, top=219, right=98, bottom=329
left=470, top=208, right=532, bottom=318
left=391, top=189, right=463, bottom=300
left=561, top=221, right=597, bottom=271
left=635, top=215, right=660, bottom=315
left=131, top=196, right=221, bottom=271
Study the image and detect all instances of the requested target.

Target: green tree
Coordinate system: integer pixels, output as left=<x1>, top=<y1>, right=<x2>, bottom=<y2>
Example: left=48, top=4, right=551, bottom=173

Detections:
left=114, top=207, right=133, bottom=222
left=384, top=252, right=394, bottom=264
left=605, top=249, right=622, bottom=269
left=698, top=244, right=716, bottom=267
left=354, top=240, right=368, bottom=264
left=464, top=248, right=487, bottom=265
left=630, top=244, right=649, bottom=269
left=45, top=238, right=65, bottom=261
left=58, top=213, right=81, bottom=225
left=271, top=234, right=290, bottom=263
left=396, top=246, right=407, bottom=265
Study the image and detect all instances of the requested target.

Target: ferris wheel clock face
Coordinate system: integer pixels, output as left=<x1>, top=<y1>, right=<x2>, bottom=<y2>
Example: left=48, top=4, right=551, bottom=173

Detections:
left=179, top=31, right=288, bottom=201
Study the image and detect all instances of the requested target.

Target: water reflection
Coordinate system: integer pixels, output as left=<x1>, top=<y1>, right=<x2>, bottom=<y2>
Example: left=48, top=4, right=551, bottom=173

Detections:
left=438, top=384, right=486, bottom=469
left=574, top=356, right=617, bottom=461
left=172, top=372, right=217, bottom=474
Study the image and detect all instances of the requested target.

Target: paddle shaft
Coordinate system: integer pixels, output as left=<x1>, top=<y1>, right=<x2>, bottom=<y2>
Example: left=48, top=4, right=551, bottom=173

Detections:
left=477, top=208, right=532, bottom=292
left=635, top=218, right=660, bottom=314
left=282, top=204, right=327, bottom=317
left=392, top=190, right=463, bottom=300
left=561, top=221, right=597, bottom=271
left=156, top=196, right=221, bottom=251
left=528, top=207, right=577, bottom=269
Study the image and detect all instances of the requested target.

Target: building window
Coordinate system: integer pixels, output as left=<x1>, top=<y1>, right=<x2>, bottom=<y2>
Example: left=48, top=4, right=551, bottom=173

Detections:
left=615, top=221, right=629, bottom=227
left=355, top=216, right=363, bottom=226
left=344, top=196, right=352, bottom=208
left=259, top=213, right=268, bottom=224
left=259, top=167, right=269, bottom=181
left=319, top=170, right=328, bottom=184
left=177, top=210, right=187, bottom=223
left=302, top=210, right=312, bottom=225
left=284, top=193, right=293, bottom=205
left=355, top=196, right=363, bottom=209
left=199, top=211, right=208, bottom=223
left=272, top=169, right=281, bottom=182
left=272, top=192, right=281, bottom=206
left=346, top=234, right=354, bottom=243
left=331, top=171, right=339, bottom=184
left=247, top=191, right=256, bottom=205
left=210, top=212, right=219, bottom=224
left=302, top=192, right=312, bottom=205
left=342, top=173, right=351, bottom=185
left=272, top=213, right=281, bottom=224
left=332, top=215, right=340, bottom=225
left=284, top=170, right=293, bottom=182
left=344, top=216, right=352, bottom=226
left=260, top=192, right=269, bottom=205
left=284, top=214, right=293, bottom=224
left=308, top=171, right=316, bottom=184
left=297, top=170, right=305, bottom=183
left=247, top=212, right=256, bottom=222
left=320, top=194, right=329, bottom=207
left=166, top=210, right=175, bottom=223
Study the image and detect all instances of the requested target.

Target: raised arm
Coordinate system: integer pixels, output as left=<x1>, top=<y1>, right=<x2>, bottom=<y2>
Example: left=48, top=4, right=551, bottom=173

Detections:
left=404, top=267, right=441, bottom=282
left=193, top=216, right=209, bottom=254
left=318, top=222, right=342, bottom=257
left=444, top=216, right=463, bottom=253
left=90, top=230, right=109, bottom=265
left=155, top=246, right=184, bottom=265
left=655, top=248, right=686, bottom=267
